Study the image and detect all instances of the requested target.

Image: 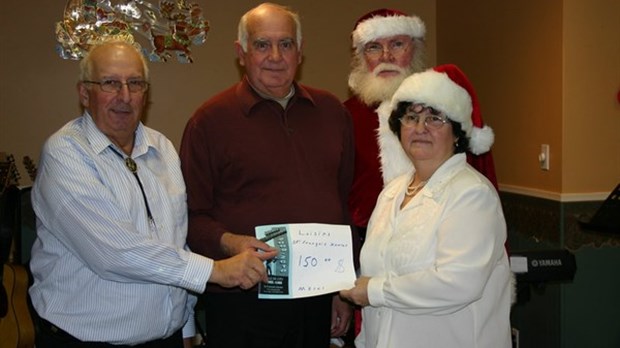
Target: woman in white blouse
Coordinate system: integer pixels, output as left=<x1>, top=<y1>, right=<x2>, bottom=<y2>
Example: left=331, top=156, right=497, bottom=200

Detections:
left=340, top=64, right=512, bottom=348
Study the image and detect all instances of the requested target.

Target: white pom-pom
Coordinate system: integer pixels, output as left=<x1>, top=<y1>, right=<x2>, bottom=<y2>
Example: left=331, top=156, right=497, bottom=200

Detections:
left=468, top=125, right=494, bottom=155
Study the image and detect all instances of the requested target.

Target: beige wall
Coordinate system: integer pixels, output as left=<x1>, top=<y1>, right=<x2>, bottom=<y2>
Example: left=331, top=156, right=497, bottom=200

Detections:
left=1, top=1, right=618, bottom=200
left=437, top=0, right=619, bottom=200
left=563, top=0, right=620, bottom=196
left=0, top=0, right=436, bottom=186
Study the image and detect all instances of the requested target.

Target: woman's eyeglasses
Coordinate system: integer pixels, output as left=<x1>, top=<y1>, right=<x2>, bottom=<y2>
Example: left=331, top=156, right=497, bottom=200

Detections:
left=399, top=104, right=449, bottom=130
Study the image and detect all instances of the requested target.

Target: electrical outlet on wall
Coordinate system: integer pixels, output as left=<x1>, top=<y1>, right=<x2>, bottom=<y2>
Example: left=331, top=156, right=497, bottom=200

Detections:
left=539, top=144, right=550, bottom=170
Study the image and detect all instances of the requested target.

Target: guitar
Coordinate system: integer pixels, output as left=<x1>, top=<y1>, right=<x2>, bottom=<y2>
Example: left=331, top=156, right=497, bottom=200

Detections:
left=0, top=153, right=35, bottom=348
left=0, top=157, right=14, bottom=318
left=22, top=157, right=37, bottom=183
left=23, top=156, right=37, bottom=182
left=1, top=263, right=35, bottom=348
left=0, top=154, right=20, bottom=195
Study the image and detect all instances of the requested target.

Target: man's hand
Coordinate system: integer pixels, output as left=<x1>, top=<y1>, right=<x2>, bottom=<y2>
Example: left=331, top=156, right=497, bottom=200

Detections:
left=209, top=248, right=278, bottom=289
left=330, top=294, right=352, bottom=337
left=220, top=232, right=275, bottom=256
left=339, top=276, right=370, bottom=307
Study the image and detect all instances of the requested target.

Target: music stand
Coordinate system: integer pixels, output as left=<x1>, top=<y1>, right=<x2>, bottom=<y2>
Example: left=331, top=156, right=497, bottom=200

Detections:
left=579, top=183, right=620, bottom=235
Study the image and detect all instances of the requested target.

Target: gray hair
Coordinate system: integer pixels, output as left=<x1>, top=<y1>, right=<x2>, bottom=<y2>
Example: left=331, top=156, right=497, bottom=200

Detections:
left=79, top=36, right=149, bottom=81
left=237, top=3, right=302, bottom=52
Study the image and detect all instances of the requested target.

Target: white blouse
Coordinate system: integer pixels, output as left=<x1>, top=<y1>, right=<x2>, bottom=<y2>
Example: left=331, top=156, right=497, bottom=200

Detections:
left=357, top=153, right=512, bottom=348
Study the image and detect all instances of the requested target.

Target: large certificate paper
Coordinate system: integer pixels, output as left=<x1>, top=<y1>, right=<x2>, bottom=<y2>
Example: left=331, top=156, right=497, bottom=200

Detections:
left=255, top=223, right=356, bottom=299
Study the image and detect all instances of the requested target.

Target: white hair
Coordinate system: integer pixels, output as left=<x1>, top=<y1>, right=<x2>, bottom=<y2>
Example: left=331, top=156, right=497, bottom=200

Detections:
left=237, top=3, right=302, bottom=52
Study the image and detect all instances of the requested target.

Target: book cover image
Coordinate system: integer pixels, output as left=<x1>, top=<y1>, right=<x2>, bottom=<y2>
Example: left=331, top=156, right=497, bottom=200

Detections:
left=257, top=225, right=290, bottom=296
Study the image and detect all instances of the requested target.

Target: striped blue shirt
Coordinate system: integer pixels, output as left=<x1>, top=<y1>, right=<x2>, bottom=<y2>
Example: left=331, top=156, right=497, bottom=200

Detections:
left=29, top=112, right=213, bottom=345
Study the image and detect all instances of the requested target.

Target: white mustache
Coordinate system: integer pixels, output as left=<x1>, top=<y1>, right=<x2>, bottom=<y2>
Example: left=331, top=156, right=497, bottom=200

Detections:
left=373, top=63, right=407, bottom=76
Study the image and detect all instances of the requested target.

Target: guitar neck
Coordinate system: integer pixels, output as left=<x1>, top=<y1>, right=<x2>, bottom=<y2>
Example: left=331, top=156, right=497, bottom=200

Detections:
left=1, top=153, right=21, bottom=194
left=23, top=156, right=37, bottom=183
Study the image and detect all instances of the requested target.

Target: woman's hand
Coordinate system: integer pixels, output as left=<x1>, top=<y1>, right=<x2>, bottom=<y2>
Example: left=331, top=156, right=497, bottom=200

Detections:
left=340, top=276, right=370, bottom=307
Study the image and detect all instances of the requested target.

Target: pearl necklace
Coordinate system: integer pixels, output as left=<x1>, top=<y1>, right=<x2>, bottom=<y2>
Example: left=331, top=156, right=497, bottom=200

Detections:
left=405, top=176, right=427, bottom=196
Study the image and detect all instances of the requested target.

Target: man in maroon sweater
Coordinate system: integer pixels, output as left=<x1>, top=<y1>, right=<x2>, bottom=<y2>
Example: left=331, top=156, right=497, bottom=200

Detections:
left=180, top=3, right=355, bottom=348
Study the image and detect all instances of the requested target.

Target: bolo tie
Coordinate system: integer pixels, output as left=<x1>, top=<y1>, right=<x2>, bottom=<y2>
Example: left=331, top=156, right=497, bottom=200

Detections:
left=109, top=147, right=155, bottom=228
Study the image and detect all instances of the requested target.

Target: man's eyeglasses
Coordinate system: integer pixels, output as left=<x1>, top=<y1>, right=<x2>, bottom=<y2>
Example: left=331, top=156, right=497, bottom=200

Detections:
left=251, top=38, right=297, bottom=53
left=363, top=39, right=411, bottom=59
left=83, top=79, right=149, bottom=93
left=399, top=104, right=449, bottom=130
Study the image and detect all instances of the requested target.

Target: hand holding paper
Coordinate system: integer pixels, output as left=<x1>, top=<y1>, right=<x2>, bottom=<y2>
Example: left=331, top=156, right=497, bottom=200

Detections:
left=255, top=223, right=356, bottom=299
left=339, top=276, right=370, bottom=307
left=221, top=232, right=277, bottom=256
left=210, top=248, right=278, bottom=289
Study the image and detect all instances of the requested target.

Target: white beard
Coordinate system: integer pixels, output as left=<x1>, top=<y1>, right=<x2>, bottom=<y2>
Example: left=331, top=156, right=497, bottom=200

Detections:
left=348, top=46, right=427, bottom=185
left=349, top=62, right=414, bottom=105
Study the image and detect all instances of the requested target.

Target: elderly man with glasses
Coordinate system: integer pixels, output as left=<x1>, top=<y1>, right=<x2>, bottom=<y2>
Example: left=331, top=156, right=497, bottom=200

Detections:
left=28, top=37, right=276, bottom=348
left=180, top=3, right=356, bottom=348
left=345, top=9, right=428, bottom=246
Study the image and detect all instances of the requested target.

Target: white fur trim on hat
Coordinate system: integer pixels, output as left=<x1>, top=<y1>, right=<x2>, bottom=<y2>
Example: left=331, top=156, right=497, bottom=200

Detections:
left=376, top=101, right=413, bottom=184
left=388, top=69, right=495, bottom=155
left=352, top=15, right=426, bottom=48
left=390, top=70, right=473, bottom=135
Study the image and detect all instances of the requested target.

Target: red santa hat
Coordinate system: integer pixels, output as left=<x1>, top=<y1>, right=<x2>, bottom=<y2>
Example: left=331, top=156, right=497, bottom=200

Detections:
left=387, top=64, right=494, bottom=155
left=351, top=8, right=426, bottom=49
left=377, top=64, right=497, bottom=185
